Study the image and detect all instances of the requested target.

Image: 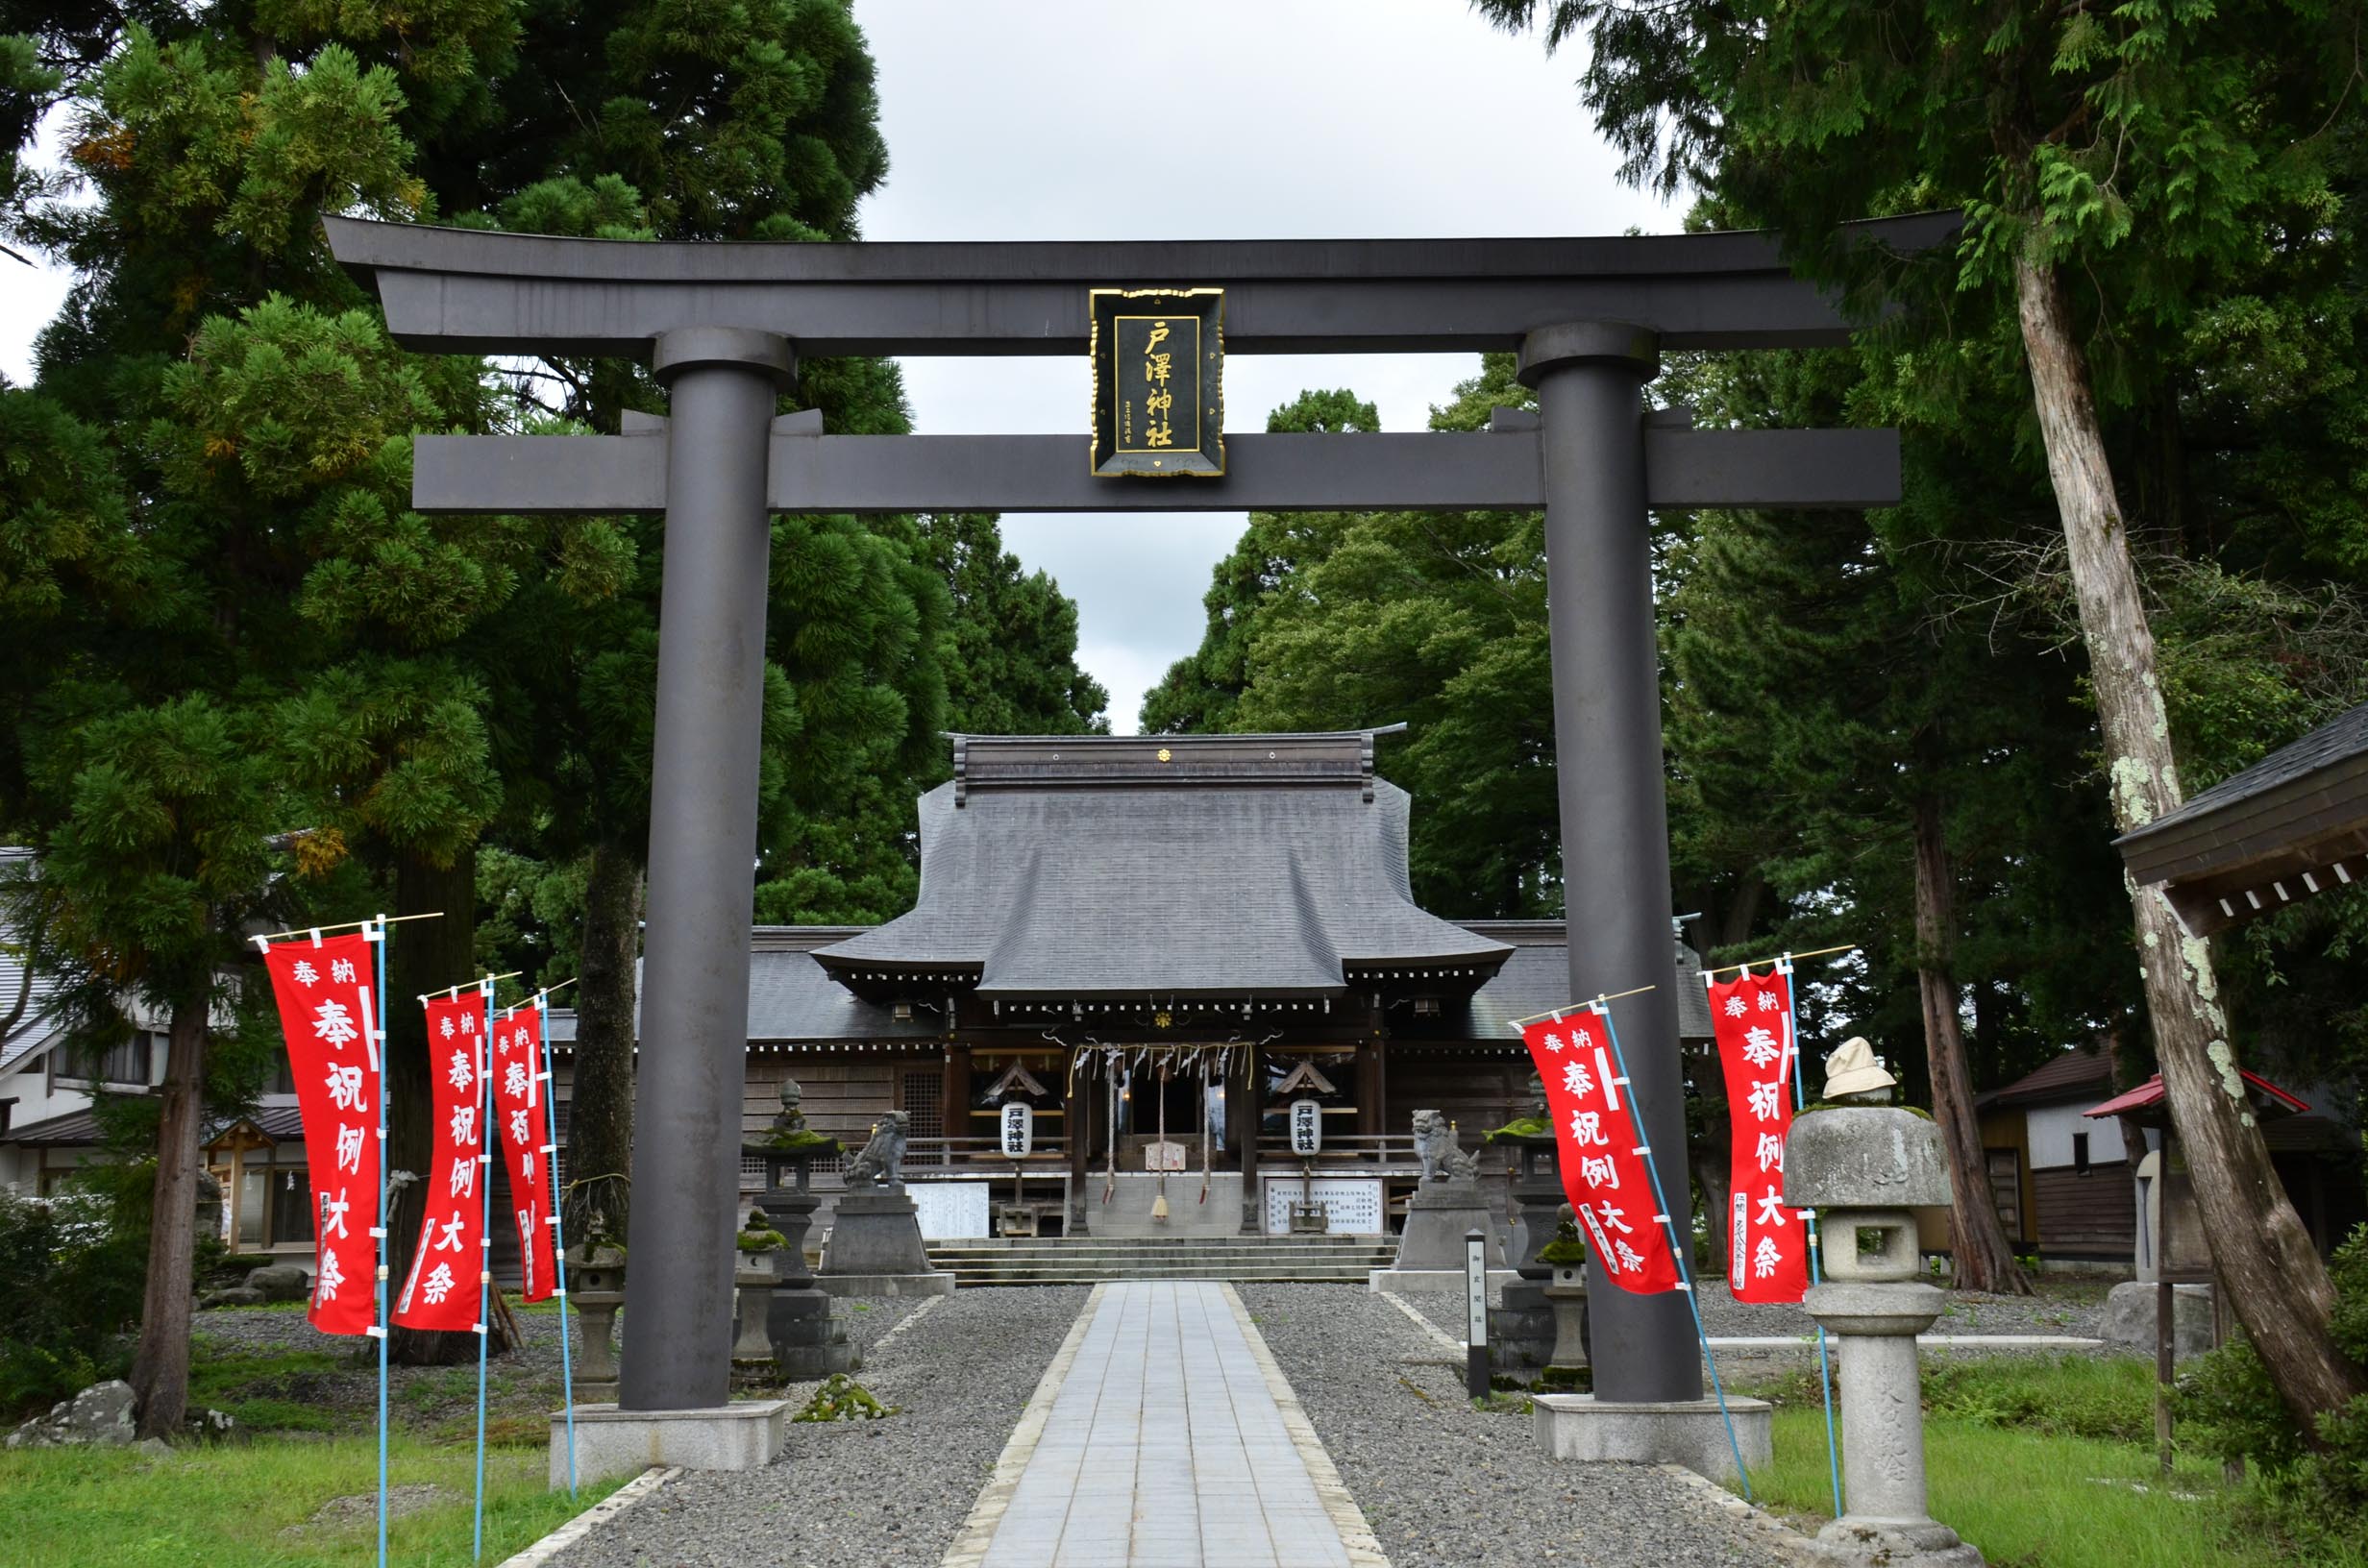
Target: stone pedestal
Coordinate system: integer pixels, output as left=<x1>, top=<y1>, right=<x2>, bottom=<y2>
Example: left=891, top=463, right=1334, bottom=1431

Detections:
left=1503, top=1135, right=1564, bottom=1279
left=754, top=1189, right=856, bottom=1379
left=1801, top=1282, right=1982, bottom=1566
left=1534, top=1393, right=1773, bottom=1482
left=1391, top=1179, right=1505, bottom=1272
left=768, top=1287, right=857, bottom=1379
left=555, top=1399, right=789, bottom=1489
left=570, top=1296, right=621, bottom=1405
left=2101, top=1281, right=2216, bottom=1360
left=1489, top=1281, right=1557, bottom=1374
left=732, top=1259, right=779, bottom=1373
left=818, top=1187, right=954, bottom=1297
left=1543, top=1265, right=1590, bottom=1370
left=564, top=1226, right=628, bottom=1406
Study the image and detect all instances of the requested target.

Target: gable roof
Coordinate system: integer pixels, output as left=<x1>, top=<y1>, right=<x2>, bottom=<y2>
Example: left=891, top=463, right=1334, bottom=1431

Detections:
left=814, top=733, right=1512, bottom=1000
left=2116, top=700, right=2368, bottom=935
left=1980, top=1046, right=2115, bottom=1111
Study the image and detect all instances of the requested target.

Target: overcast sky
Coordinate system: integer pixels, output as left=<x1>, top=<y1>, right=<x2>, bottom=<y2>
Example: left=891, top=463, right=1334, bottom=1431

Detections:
left=0, top=0, right=1679, bottom=730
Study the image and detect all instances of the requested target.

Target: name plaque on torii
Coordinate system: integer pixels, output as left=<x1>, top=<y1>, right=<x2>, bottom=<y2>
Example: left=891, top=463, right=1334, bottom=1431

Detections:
left=325, top=211, right=1950, bottom=1421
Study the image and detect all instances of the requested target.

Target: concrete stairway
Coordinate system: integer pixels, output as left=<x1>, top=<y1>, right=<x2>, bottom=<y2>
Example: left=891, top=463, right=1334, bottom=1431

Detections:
left=927, top=1234, right=1398, bottom=1286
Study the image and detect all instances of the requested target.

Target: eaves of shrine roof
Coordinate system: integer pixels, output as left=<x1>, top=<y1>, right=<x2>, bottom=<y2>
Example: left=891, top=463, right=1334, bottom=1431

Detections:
left=2115, top=698, right=2368, bottom=935
left=812, top=732, right=1512, bottom=1000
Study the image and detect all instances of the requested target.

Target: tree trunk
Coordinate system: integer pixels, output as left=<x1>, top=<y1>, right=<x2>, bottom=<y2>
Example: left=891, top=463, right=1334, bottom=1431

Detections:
left=1912, top=793, right=2031, bottom=1296
left=2014, top=255, right=2365, bottom=1428
left=567, top=837, right=641, bottom=1241
left=128, top=988, right=209, bottom=1438
left=386, top=849, right=483, bottom=1366
left=1694, top=1093, right=1733, bottom=1280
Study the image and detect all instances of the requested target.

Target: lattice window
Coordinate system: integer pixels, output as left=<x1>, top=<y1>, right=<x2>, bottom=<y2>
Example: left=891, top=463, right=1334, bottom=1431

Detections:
left=739, top=1154, right=766, bottom=1192
left=900, top=1070, right=943, bottom=1140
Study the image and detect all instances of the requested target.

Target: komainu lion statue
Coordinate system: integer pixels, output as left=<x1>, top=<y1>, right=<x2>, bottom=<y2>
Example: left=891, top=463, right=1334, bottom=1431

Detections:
left=843, top=1110, right=909, bottom=1190
left=1411, top=1109, right=1478, bottom=1185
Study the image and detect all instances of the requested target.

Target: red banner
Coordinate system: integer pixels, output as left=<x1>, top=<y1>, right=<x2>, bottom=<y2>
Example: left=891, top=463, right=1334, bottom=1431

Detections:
left=489, top=1006, right=556, bottom=1303
left=395, top=992, right=489, bottom=1333
left=1708, top=968, right=1810, bottom=1303
left=259, top=933, right=382, bottom=1335
left=1522, top=1010, right=1682, bottom=1294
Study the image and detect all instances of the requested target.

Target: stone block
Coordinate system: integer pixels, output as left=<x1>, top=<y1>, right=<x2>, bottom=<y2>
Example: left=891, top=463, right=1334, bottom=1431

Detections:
left=1392, top=1179, right=1505, bottom=1272
left=822, top=1190, right=930, bottom=1276
left=2102, top=1281, right=2217, bottom=1360
left=554, top=1400, right=788, bottom=1489
left=1785, top=1107, right=1951, bottom=1211
left=244, top=1263, right=310, bottom=1303
left=1534, top=1392, right=1773, bottom=1482
left=813, top=1271, right=954, bottom=1298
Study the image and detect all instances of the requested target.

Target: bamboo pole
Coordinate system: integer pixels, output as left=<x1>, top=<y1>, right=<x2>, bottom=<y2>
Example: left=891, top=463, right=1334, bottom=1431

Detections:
left=1506, top=981, right=1657, bottom=1031
left=252, top=911, right=445, bottom=944
left=1700, top=942, right=1860, bottom=979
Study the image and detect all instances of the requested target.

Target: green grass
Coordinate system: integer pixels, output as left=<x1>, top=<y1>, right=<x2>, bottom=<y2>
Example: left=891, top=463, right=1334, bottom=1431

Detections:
left=1732, top=1357, right=2345, bottom=1568
left=0, top=1436, right=625, bottom=1568
left=186, top=1348, right=351, bottom=1433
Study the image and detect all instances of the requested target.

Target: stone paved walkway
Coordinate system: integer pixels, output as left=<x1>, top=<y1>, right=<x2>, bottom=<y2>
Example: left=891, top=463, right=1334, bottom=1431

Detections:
left=949, top=1281, right=1386, bottom=1568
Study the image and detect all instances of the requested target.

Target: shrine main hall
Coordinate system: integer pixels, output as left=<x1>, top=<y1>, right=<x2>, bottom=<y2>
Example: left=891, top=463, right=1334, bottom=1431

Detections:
left=553, top=728, right=1713, bottom=1239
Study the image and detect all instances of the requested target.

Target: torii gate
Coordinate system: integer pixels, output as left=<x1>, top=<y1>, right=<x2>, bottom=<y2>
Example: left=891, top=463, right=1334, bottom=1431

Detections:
left=327, top=212, right=1944, bottom=1440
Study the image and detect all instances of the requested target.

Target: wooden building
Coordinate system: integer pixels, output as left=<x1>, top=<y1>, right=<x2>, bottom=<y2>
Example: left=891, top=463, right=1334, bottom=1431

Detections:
left=552, top=730, right=1714, bottom=1238
left=1976, top=1047, right=2151, bottom=1268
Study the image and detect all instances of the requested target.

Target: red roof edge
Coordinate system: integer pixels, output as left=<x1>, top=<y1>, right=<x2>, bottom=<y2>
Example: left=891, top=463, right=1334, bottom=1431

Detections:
left=2084, top=1069, right=2309, bottom=1119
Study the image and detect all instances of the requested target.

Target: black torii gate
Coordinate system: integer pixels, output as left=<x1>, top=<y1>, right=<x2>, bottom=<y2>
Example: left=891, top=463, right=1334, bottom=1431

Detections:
left=327, top=212, right=1944, bottom=1427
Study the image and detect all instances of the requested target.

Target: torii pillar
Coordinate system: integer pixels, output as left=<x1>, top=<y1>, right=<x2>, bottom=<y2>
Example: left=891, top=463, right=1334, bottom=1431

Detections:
left=624, top=328, right=795, bottom=1409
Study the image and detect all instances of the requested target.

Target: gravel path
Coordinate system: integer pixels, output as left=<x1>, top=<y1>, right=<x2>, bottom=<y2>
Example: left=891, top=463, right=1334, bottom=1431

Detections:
left=548, top=1286, right=1089, bottom=1568
left=1238, top=1285, right=1786, bottom=1568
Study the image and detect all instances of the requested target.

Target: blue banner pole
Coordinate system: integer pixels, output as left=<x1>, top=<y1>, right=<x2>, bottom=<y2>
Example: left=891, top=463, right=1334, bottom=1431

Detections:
left=367, top=917, right=392, bottom=1568
left=535, top=990, right=578, bottom=1493
left=473, top=980, right=496, bottom=1559
left=1777, top=955, right=1846, bottom=1521
left=1588, top=995, right=1754, bottom=1501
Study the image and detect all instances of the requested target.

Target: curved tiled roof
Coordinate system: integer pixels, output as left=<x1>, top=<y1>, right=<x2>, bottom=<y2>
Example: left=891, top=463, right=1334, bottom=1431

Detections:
left=816, top=735, right=1512, bottom=999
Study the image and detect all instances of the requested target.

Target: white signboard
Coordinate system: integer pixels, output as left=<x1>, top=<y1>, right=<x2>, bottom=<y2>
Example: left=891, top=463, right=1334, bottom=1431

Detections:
left=1289, top=1098, right=1322, bottom=1156
left=1260, top=1176, right=1384, bottom=1236
left=904, top=1180, right=991, bottom=1238
left=999, top=1101, right=1034, bottom=1158
left=1145, top=1139, right=1188, bottom=1171
left=1465, top=1232, right=1490, bottom=1348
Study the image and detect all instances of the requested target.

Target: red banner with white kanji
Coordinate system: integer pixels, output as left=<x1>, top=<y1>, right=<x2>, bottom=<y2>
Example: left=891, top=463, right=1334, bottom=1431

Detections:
left=394, top=992, right=489, bottom=1332
left=488, top=1006, right=556, bottom=1303
left=260, top=933, right=382, bottom=1335
left=1522, top=1010, right=1683, bottom=1294
left=1709, top=968, right=1809, bottom=1303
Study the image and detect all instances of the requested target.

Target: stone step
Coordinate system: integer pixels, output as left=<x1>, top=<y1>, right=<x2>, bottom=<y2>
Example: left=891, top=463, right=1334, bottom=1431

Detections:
left=942, top=1274, right=1380, bottom=1287
left=927, top=1241, right=1394, bottom=1256
left=933, top=1236, right=1392, bottom=1250
left=937, top=1269, right=1382, bottom=1279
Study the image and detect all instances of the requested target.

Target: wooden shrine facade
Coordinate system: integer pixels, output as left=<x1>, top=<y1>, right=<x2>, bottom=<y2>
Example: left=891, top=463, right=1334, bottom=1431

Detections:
left=549, top=731, right=1713, bottom=1236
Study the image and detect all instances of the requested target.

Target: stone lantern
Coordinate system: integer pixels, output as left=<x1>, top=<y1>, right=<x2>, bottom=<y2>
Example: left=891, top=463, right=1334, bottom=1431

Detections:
left=563, top=1211, right=627, bottom=1405
left=1783, top=1039, right=1983, bottom=1567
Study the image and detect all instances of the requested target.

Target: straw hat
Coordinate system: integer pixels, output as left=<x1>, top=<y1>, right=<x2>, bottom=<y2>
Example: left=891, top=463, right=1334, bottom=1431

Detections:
left=1821, top=1037, right=1896, bottom=1101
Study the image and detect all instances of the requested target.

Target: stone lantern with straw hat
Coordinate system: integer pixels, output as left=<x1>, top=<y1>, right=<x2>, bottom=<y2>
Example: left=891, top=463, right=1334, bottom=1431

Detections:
left=1783, top=1036, right=1983, bottom=1565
